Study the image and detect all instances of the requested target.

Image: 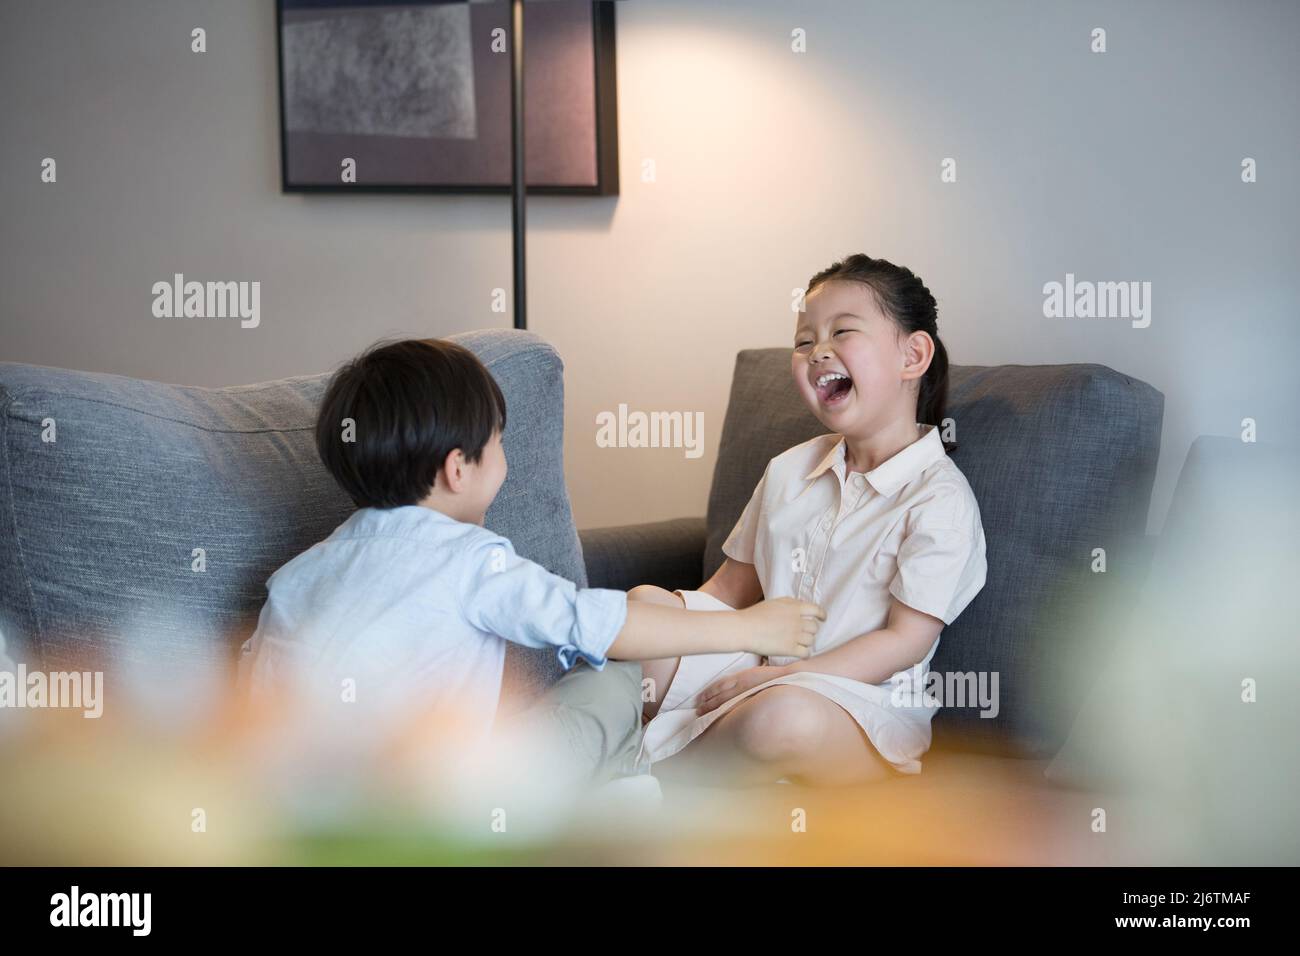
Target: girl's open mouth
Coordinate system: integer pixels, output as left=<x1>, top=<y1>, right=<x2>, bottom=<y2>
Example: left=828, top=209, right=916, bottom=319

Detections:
left=814, top=370, right=853, bottom=408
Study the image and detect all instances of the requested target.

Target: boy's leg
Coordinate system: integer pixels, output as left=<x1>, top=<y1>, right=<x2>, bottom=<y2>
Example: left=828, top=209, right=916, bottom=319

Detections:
left=628, top=584, right=685, bottom=722
left=499, top=659, right=645, bottom=786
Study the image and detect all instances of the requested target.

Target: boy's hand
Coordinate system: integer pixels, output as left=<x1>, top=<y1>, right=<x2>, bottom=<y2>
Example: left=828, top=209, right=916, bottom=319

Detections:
left=738, top=597, right=824, bottom=659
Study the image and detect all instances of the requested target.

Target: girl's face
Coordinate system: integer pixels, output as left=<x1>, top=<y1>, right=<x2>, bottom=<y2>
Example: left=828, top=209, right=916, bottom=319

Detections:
left=792, top=280, right=916, bottom=437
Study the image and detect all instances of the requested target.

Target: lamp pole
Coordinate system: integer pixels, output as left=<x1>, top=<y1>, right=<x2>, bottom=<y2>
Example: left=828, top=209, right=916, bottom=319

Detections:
left=508, top=0, right=526, bottom=330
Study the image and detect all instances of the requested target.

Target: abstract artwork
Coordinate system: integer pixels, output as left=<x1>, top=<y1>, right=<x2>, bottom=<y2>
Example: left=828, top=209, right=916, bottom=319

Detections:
left=277, top=0, right=618, bottom=194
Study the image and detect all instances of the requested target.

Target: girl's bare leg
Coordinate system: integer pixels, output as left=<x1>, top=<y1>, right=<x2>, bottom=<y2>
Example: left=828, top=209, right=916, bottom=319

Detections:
left=652, top=684, right=897, bottom=787
left=627, top=584, right=685, bottom=721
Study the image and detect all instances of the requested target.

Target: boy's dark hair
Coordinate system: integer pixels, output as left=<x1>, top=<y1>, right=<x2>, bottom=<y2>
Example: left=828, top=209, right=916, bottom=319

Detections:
left=807, top=253, right=955, bottom=452
left=315, top=338, right=507, bottom=509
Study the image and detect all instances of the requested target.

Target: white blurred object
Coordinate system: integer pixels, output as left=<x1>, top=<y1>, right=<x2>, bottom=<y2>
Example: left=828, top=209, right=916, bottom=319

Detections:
left=112, top=604, right=233, bottom=732
left=1046, top=439, right=1300, bottom=864
left=421, top=711, right=594, bottom=845
left=589, top=773, right=664, bottom=813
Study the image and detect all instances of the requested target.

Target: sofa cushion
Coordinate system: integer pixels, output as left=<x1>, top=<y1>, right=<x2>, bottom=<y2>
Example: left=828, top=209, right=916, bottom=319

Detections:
left=0, top=330, right=579, bottom=704
left=705, top=353, right=1163, bottom=757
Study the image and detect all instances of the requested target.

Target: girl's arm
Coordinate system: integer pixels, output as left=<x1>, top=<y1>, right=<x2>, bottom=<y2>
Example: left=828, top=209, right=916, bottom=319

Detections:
left=779, top=597, right=943, bottom=685
left=697, top=557, right=765, bottom=610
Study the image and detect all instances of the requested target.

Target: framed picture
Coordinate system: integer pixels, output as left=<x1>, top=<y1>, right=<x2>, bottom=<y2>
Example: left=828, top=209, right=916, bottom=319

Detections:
left=276, top=0, right=618, bottom=194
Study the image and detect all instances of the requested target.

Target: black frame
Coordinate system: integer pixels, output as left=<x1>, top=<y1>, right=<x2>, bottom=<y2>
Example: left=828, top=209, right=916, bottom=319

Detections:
left=275, top=0, right=619, bottom=196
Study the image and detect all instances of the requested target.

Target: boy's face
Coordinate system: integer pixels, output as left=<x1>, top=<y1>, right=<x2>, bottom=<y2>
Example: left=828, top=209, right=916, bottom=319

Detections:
left=463, top=429, right=508, bottom=524
left=792, top=280, right=913, bottom=438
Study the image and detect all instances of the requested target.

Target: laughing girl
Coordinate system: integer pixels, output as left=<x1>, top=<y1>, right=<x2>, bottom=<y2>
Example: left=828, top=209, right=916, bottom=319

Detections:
left=631, top=253, right=987, bottom=786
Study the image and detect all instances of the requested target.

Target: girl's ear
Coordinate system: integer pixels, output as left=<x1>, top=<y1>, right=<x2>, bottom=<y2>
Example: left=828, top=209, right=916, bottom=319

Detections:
left=901, top=330, right=935, bottom=382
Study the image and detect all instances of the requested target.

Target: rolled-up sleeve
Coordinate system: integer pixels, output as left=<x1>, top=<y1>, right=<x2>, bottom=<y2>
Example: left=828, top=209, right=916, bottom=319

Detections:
left=460, top=535, right=627, bottom=670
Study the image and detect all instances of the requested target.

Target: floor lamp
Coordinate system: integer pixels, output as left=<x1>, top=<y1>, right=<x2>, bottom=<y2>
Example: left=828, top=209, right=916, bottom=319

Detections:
left=508, top=0, right=527, bottom=329
left=507, top=0, right=622, bottom=330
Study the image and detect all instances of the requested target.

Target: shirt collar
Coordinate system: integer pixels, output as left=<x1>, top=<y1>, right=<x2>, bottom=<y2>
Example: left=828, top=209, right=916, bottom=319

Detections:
left=801, top=424, right=946, bottom=497
left=332, top=504, right=462, bottom=541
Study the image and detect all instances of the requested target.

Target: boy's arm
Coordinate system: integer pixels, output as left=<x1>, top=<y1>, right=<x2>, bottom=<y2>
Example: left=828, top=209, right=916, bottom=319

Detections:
left=607, top=597, right=820, bottom=662
left=461, top=535, right=821, bottom=670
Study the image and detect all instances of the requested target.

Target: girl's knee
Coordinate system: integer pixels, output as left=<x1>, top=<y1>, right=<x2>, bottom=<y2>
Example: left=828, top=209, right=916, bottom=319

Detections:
left=628, top=584, right=685, bottom=607
left=730, top=688, right=827, bottom=763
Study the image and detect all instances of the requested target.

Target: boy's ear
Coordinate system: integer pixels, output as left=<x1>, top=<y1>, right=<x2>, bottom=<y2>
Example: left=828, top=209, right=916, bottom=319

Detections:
left=440, top=447, right=466, bottom=494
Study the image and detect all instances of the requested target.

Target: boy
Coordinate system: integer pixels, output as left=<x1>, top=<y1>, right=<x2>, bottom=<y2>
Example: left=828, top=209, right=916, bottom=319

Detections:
left=239, top=339, right=823, bottom=783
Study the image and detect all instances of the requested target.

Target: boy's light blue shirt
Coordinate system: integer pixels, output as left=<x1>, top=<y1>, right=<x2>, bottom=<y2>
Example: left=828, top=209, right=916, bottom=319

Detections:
left=239, top=506, right=627, bottom=741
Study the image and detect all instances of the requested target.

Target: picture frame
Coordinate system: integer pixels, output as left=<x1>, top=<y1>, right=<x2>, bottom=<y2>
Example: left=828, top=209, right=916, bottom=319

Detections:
left=276, top=0, right=619, bottom=195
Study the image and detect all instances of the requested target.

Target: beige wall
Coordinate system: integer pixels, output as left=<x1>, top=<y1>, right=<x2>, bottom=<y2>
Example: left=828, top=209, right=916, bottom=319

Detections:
left=3, top=0, right=1298, bottom=535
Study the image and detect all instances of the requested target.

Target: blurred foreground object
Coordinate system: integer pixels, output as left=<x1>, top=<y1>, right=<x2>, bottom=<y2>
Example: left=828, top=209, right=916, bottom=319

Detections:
left=1047, top=436, right=1300, bottom=864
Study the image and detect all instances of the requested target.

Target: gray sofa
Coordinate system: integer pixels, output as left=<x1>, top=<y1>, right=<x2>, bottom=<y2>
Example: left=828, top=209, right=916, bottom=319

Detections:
left=1, top=329, right=1162, bottom=764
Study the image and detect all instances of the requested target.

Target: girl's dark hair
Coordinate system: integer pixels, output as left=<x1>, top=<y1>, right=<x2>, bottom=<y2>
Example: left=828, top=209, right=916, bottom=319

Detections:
left=806, top=253, right=954, bottom=452
left=315, top=338, right=507, bottom=509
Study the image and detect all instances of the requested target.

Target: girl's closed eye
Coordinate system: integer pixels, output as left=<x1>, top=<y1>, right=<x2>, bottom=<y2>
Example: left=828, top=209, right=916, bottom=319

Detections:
left=795, top=330, right=851, bottom=349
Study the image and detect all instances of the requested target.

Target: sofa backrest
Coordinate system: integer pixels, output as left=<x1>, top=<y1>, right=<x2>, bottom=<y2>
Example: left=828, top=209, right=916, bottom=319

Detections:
left=0, top=329, right=578, bottom=703
left=705, top=353, right=1164, bottom=757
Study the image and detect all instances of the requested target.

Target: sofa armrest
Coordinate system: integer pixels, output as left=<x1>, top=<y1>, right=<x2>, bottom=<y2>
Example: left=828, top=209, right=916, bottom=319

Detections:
left=578, top=517, right=707, bottom=593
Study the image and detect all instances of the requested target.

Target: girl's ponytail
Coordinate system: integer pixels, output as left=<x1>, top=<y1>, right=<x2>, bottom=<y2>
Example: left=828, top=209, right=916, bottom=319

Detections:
left=918, top=333, right=949, bottom=443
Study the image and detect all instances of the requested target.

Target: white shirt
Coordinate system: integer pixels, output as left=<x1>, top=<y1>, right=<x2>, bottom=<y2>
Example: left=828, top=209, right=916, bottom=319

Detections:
left=239, top=506, right=627, bottom=750
left=638, top=422, right=987, bottom=774
left=727, top=422, right=987, bottom=659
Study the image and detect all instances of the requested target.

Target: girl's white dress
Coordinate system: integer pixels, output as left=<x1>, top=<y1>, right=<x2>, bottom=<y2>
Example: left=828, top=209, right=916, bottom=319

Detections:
left=636, top=424, right=987, bottom=775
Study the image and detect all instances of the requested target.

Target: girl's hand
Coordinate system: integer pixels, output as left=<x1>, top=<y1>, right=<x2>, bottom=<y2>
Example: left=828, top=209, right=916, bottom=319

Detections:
left=698, top=665, right=789, bottom=714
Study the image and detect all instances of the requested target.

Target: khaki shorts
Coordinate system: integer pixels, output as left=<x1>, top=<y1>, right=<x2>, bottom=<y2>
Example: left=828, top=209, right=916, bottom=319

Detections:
left=503, top=659, right=645, bottom=785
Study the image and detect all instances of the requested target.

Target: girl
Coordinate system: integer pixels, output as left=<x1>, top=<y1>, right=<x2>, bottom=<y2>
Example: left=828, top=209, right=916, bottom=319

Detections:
left=631, top=254, right=987, bottom=786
